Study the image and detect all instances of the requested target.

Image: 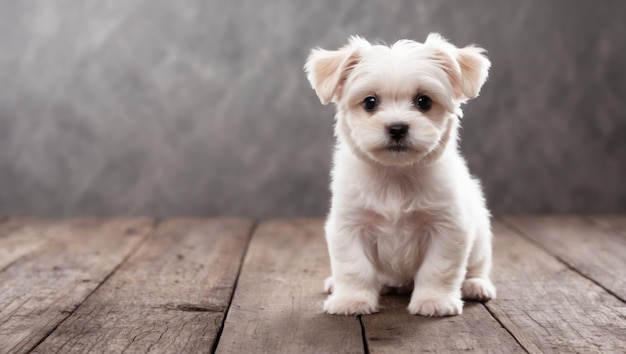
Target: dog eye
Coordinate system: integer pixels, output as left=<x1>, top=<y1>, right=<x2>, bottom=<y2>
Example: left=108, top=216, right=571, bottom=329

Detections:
left=414, top=95, right=432, bottom=112
left=363, top=96, right=378, bottom=112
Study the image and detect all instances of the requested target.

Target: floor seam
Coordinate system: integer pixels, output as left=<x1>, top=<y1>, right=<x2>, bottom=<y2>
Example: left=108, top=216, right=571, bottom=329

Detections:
left=211, top=219, right=259, bottom=354
left=358, top=315, right=370, bottom=354
left=481, top=303, right=530, bottom=354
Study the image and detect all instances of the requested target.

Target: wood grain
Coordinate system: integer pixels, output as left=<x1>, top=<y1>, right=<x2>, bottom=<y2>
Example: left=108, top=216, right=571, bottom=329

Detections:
left=31, top=218, right=254, bottom=354
left=0, top=218, right=153, bottom=354
left=361, top=296, right=524, bottom=353
left=486, top=220, right=626, bottom=353
left=504, top=215, right=626, bottom=301
left=215, top=219, right=364, bottom=354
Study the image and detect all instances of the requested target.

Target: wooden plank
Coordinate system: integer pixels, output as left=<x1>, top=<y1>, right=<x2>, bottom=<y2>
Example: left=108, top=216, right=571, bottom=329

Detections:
left=504, top=215, right=626, bottom=301
left=485, top=220, right=626, bottom=353
left=215, top=219, right=364, bottom=354
left=32, top=218, right=254, bottom=354
left=0, top=218, right=153, bottom=354
left=0, top=219, right=54, bottom=272
left=361, top=296, right=524, bottom=353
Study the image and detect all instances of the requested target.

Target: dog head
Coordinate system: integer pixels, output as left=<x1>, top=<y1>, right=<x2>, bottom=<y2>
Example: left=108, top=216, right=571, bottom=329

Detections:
left=305, top=34, right=490, bottom=166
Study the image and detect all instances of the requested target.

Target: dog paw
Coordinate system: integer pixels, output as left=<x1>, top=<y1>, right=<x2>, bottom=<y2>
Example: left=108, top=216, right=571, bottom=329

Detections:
left=462, top=277, right=496, bottom=301
left=323, top=292, right=378, bottom=315
left=324, top=276, right=333, bottom=294
left=407, top=294, right=463, bottom=317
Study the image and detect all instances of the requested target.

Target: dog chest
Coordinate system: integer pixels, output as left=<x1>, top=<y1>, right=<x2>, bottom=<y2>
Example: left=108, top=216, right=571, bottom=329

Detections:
left=365, top=209, right=435, bottom=283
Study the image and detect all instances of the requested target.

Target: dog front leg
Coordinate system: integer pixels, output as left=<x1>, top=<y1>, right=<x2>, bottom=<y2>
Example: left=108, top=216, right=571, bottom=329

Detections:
left=408, top=225, right=470, bottom=316
left=323, top=219, right=379, bottom=315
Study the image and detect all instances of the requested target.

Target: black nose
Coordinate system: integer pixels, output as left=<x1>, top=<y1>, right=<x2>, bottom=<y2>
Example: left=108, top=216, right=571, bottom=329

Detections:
left=388, top=124, right=409, bottom=141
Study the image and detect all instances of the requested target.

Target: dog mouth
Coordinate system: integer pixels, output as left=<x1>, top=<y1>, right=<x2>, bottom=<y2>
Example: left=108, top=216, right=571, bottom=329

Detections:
left=385, top=143, right=410, bottom=153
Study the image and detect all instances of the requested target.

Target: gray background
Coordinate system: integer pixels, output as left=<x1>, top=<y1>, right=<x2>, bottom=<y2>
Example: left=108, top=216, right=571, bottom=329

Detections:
left=1, top=1, right=625, bottom=218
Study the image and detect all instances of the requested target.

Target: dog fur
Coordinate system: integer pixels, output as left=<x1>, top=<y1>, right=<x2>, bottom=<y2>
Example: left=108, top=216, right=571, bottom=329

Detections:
left=304, top=33, right=496, bottom=316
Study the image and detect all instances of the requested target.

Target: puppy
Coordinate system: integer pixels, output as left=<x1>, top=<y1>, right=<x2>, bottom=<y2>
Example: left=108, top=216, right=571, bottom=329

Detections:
left=304, top=34, right=496, bottom=316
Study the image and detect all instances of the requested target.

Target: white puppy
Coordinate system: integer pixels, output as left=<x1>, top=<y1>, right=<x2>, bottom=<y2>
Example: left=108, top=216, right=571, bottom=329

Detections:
left=304, top=34, right=496, bottom=317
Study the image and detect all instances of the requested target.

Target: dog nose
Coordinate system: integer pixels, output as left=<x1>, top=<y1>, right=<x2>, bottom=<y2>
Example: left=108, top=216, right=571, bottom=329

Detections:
left=388, top=124, right=409, bottom=141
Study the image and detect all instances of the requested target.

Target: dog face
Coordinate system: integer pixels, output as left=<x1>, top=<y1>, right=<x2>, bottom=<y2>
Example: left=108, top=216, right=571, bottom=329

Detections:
left=305, top=34, right=490, bottom=166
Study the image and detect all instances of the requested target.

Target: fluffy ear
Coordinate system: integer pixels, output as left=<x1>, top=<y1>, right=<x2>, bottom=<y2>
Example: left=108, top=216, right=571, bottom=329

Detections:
left=425, top=33, right=491, bottom=101
left=304, top=36, right=369, bottom=104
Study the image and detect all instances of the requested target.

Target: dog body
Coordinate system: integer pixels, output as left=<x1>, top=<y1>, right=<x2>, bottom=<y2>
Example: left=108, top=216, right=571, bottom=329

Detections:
left=305, top=34, right=496, bottom=316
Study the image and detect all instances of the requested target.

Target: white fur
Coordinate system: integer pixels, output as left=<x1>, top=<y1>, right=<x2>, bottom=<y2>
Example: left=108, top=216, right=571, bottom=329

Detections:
left=305, top=33, right=496, bottom=317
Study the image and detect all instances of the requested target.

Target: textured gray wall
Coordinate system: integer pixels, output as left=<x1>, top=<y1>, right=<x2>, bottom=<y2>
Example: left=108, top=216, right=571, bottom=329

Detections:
left=1, top=1, right=625, bottom=217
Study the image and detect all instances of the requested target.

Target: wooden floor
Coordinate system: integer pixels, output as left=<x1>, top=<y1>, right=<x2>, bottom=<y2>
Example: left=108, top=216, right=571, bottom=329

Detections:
left=1, top=216, right=625, bottom=353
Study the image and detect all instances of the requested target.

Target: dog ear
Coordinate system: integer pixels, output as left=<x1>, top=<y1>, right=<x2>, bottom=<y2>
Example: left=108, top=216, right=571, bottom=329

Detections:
left=425, top=33, right=491, bottom=101
left=304, top=36, right=369, bottom=105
